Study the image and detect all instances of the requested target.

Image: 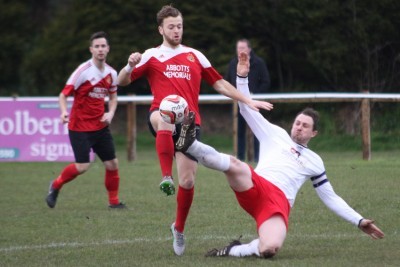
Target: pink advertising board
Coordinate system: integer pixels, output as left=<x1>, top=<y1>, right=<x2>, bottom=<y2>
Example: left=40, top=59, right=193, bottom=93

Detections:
left=0, top=100, right=78, bottom=162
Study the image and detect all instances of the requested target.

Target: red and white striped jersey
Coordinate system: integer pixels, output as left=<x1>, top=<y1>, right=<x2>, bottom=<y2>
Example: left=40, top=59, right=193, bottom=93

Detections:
left=61, top=59, right=118, bottom=132
left=130, top=44, right=223, bottom=125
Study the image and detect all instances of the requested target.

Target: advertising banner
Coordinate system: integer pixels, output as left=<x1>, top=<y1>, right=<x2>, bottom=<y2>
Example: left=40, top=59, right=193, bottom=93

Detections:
left=0, top=100, right=77, bottom=162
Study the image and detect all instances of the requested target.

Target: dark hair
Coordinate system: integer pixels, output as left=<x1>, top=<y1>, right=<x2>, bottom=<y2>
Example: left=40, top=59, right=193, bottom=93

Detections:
left=237, top=38, right=251, bottom=49
left=297, top=107, right=320, bottom=131
left=89, top=31, right=109, bottom=46
left=157, top=5, right=182, bottom=26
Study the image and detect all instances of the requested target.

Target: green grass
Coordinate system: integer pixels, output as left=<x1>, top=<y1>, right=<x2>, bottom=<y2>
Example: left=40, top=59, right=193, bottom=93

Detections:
left=0, top=140, right=399, bottom=266
left=116, top=130, right=400, bottom=155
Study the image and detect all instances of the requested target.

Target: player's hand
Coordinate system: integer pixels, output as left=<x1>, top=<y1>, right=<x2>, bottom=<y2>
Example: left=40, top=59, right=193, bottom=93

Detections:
left=247, top=99, right=274, bottom=112
left=101, top=112, right=113, bottom=125
left=358, top=219, right=385, bottom=239
left=236, top=52, right=272, bottom=111
left=60, top=111, right=69, bottom=124
left=237, top=51, right=250, bottom=77
left=128, top=52, right=142, bottom=67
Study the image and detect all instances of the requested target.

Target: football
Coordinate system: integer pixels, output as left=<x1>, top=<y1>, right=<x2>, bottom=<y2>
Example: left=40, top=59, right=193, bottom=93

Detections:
left=159, top=95, right=189, bottom=124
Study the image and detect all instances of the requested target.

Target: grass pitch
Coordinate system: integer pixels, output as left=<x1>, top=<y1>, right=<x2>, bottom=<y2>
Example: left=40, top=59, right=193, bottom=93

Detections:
left=0, top=142, right=399, bottom=266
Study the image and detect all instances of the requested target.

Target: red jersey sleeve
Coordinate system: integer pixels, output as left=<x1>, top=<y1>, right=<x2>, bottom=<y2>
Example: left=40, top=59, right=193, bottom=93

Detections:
left=62, top=61, right=91, bottom=96
left=61, top=84, right=74, bottom=96
left=130, top=51, right=152, bottom=82
left=202, top=67, right=223, bottom=85
left=130, top=64, right=147, bottom=81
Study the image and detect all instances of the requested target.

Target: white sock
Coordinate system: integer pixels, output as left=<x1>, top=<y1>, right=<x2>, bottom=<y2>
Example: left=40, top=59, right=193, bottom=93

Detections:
left=186, top=140, right=230, bottom=171
left=229, top=239, right=260, bottom=257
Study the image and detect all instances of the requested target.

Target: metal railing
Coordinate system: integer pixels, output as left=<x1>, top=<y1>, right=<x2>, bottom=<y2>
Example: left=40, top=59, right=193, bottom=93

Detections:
left=2, top=92, right=400, bottom=161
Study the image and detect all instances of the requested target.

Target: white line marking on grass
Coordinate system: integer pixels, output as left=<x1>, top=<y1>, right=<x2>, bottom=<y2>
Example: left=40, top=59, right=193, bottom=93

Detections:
left=0, top=233, right=378, bottom=253
left=0, top=238, right=168, bottom=253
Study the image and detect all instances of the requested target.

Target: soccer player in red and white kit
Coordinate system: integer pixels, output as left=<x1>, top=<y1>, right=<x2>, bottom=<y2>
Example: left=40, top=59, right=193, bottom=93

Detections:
left=46, top=31, right=126, bottom=209
left=175, top=52, right=384, bottom=259
left=117, top=5, right=272, bottom=255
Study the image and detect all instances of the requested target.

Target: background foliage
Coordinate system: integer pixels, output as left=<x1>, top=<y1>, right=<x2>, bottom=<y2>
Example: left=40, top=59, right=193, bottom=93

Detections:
left=1, top=0, right=400, bottom=96
left=1, top=0, right=400, bottom=135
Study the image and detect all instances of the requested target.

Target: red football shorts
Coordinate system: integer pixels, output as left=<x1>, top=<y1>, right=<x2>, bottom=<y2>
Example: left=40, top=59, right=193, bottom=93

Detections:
left=234, top=166, right=291, bottom=230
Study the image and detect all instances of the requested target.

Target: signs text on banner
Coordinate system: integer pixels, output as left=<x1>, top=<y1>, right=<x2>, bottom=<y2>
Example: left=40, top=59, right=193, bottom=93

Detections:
left=0, top=100, right=89, bottom=162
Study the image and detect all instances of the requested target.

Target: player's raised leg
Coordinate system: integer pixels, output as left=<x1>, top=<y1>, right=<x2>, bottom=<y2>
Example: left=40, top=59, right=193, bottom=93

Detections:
left=157, top=128, right=175, bottom=195
left=176, top=112, right=232, bottom=173
left=149, top=111, right=176, bottom=196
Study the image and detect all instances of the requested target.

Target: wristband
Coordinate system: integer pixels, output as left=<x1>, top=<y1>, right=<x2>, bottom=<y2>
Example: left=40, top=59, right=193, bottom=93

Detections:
left=358, top=218, right=364, bottom=228
left=236, top=74, right=248, bottom=78
left=124, top=64, right=134, bottom=73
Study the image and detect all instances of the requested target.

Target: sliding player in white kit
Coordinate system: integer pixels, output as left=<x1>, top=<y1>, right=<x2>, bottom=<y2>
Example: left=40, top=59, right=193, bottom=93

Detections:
left=175, top=52, right=384, bottom=259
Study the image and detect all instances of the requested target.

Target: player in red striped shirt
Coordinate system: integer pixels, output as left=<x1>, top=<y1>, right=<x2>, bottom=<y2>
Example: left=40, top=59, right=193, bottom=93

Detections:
left=46, top=31, right=126, bottom=209
left=118, top=5, right=271, bottom=256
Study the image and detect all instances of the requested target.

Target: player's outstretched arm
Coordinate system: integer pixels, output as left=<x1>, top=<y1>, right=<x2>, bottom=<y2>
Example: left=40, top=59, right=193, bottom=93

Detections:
left=237, top=51, right=250, bottom=77
left=220, top=51, right=273, bottom=112
left=358, top=219, right=385, bottom=239
left=315, top=181, right=385, bottom=240
left=118, top=52, right=142, bottom=86
left=212, top=79, right=273, bottom=112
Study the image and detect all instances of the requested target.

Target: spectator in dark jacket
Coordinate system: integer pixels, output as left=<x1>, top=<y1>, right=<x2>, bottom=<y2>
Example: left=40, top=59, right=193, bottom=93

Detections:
left=225, top=39, right=270, bottom=162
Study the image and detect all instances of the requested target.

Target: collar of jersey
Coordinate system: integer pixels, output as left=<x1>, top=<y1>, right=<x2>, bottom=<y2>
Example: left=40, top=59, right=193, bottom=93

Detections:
left=160, top=44, right=183, bottom=52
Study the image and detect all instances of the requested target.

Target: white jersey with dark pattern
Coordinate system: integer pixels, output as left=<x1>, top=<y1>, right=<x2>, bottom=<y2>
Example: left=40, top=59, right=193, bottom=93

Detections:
left=236, top=77, right=363, bottom=226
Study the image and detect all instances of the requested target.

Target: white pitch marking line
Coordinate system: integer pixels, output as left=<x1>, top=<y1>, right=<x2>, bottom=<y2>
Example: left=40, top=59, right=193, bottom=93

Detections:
left=0, top=233, right=367, bottom=253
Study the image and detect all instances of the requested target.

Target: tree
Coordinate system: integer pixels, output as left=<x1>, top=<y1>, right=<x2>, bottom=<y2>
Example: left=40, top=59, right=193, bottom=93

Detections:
left=0, top=0, right=32, bottom=95
left=21, top=0, right=166, bottom=96
left=2, top=0, right=400, bottom=101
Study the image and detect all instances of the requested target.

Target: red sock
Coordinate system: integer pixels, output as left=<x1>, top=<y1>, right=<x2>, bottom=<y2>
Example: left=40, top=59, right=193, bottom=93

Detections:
left=52, top=163, right=80, bottom=190
left=174, top=186, right=194, bottom=233
left=105, top=169, right=120, bottom=205
left=156, top=130, right=174, bottom=177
